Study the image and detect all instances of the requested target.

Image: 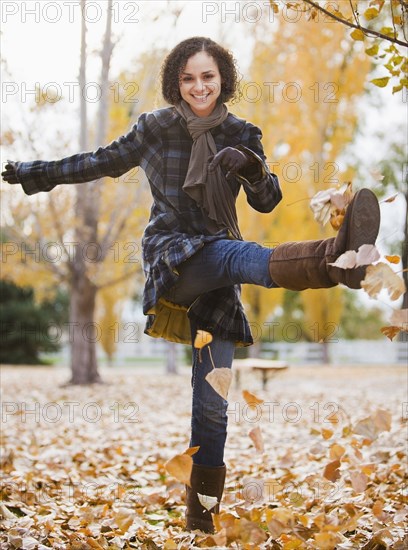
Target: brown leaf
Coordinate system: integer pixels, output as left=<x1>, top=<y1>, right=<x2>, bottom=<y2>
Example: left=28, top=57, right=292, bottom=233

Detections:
left=242, top=389, right=264, bottom=408
left=248, top=426, right=264, bottom=453
left=164, top=453, right=193, bottom=487
left=382, top=193, right=398, bottom=203
left=380, top=325, right=400, bottom=340
left=205, top=368, right=233, bottom=400
left=350, top=471, right=368, bottom=493
left=194, top=330, right=213, bottom=349
left=114, top=508, right=136, bottom=533
left=361, top=262, right=406, bottom=300
left=323, top=459, right=341, bottom=482
left=353, top=409, right=391, bottom=440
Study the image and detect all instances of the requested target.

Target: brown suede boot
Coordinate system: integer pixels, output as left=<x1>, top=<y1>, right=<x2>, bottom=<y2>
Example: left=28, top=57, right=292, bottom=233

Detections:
left=269, top=188, right=380, bottom=290
left=185, top=463, right=226, bottom=533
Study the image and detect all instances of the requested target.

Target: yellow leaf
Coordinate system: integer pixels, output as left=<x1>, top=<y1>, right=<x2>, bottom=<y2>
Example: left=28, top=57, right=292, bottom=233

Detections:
left=205, top=368, right=233, bottom=400
left=321, top=428, right=333, bottom=440
left=248, top=425, right=264, bottom=453
left=365, top=44, right=379, bottom=56
left=350, top=29, right=365, bottom=41
left=329, top=443, right=346, bottom=460
left=323, top=459, right=341, bottom=482
left=361, top=262, right=406, bottom=300
left=330, top=211, right=345, bottom=230
left=393, top=84, right=403, bottom=94
left=242, top=389, right=264, bottom=408
left=184, top=445, right=200, bottom=456
left=163, top=540, right=178, bottom=550
left=194, top=329, right=213, bottom=349
left=371, top=77, right=390, bottom=88
left=385, top=255, right=400, bottom=264
left=164, top=452, right=193, bottom=486
left=364, top=7, right=379, bottom=20
left=314, top=532, right=340, bottom=549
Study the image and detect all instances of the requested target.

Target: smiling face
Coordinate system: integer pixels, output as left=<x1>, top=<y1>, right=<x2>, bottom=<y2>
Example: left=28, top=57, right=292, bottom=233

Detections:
left=179, top=51, right=222, bottom=117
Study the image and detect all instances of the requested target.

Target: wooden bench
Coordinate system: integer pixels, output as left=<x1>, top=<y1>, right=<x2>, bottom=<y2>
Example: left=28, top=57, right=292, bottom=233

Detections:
left=233, top=358, right=289, bottom=390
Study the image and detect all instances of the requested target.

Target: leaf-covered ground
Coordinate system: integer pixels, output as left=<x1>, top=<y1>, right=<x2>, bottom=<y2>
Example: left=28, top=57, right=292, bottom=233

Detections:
left=0, top=363, right=406, bottom=549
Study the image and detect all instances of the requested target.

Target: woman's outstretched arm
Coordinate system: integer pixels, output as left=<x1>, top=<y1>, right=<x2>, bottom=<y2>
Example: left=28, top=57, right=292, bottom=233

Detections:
left=1, top=112, right=152, bottom=195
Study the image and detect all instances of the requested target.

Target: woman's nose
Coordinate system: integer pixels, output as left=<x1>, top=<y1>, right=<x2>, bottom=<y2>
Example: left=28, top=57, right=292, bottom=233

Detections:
left=192, top=79, right=205, bottom=92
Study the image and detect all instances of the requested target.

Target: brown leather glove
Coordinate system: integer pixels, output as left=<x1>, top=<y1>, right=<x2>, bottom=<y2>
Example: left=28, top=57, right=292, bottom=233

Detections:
left=2, top=161, right=19, bottom=184
left=208, top=147, right=252, bottom=179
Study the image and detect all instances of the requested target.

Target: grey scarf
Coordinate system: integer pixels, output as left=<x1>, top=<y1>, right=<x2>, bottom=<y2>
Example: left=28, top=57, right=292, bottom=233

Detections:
left=174, top=100, right=242, bottom=240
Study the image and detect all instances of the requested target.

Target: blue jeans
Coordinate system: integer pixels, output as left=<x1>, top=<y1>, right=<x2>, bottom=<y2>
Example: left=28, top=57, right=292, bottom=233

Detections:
left=167, top=239, right=274, bottom=466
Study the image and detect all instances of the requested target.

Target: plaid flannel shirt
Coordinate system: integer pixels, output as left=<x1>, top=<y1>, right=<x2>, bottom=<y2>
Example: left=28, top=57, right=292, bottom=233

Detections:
left=15, top=106, right=282, bottom=345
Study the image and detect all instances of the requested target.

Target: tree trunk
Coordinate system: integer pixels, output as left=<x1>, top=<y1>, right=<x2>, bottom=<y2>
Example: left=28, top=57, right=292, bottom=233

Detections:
left=66, top=0, right=114, bottom=383
left=166, top=341, right=178, bottom=374
left=67, top=274, right=101, bottom=384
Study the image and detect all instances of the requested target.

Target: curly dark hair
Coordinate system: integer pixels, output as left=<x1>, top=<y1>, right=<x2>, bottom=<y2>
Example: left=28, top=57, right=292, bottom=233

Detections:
left=160, top=37, right=240, bottom=105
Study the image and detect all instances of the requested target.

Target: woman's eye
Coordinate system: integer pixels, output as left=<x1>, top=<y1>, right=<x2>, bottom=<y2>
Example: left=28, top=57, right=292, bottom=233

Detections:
left=182, top=77, right=192, bottom=82
left=204, top=74, right=214, bottom=79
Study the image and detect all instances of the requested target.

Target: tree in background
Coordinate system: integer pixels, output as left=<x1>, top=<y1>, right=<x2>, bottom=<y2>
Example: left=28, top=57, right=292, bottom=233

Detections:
left=1, top=2, right=151, bottom=383
left=234, top=8, right=372, bottom=360
left=0, top=280, right=68, bottom=364
left=270, top=0, right=407, bottom=95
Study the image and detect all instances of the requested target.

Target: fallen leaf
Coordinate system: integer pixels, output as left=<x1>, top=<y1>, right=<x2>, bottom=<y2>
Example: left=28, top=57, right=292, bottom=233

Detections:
left=114, top=508, right=136, bottom=533
left=321, top=428, right=333, bottom=440
left=194, top=330, right=213, bottom=349
left=242, top=389, right=264, bottom=408
left=205, top=368, right=233, bottom=400
left=353, top=409, right=391, bottom=440
left=330, top=443, right=346, bottom=460
left=248, top=426, right=264, bottom=453
left=314, top=532, right=340, bottom=549
left=323, top=459, right=341, bottom=482
left=164, top=453, right=193, bottom=487
left=350, top=471, right=368, bottom=493
left=385, top=255, right=400, bottom=264
left=361, top=262, right=406, bottom=300
left=197, top=493, right=218, bottom=511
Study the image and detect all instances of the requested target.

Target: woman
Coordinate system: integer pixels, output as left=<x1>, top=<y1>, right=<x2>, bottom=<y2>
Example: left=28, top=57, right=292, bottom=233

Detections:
left=2, top=37, right=380, bottom=533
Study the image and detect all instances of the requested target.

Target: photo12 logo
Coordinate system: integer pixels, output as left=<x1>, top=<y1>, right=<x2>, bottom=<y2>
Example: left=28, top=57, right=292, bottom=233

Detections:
left=1, top=2, right=140, bottom=24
